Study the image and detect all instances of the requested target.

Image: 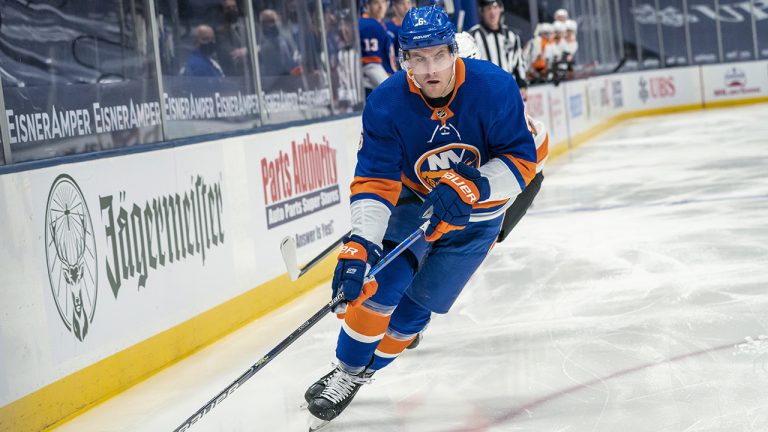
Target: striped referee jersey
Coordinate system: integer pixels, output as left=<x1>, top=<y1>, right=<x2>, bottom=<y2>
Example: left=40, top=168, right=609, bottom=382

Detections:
left=468, top=23, right=528, bottom=88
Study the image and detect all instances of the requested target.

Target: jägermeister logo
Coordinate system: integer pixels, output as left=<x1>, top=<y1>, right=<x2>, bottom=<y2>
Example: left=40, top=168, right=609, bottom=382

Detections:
left=45, top=174, right=98, bottom=341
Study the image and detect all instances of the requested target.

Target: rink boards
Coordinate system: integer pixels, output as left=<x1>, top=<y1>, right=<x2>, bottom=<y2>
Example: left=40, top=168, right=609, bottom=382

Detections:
left=0, top=60, right=767, bottom=431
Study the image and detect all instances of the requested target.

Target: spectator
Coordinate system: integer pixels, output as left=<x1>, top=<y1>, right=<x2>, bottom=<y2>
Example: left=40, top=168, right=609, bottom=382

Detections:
left=214, top=0, right=249, bottom=77
left=329, top=9, right=363, bottom=111
left=469, top=0, right=528, bottom=97
left=303, top=1, right=327, bottom=76
left=181, top=24, right=224, bottom=77
left=386, top=0, right=413, bottom=70
left=257, top=9, right=300, bottom=78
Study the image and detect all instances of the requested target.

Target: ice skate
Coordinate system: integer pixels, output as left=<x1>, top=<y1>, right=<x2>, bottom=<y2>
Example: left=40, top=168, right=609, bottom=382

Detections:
left=306, top=366, right=374, bottom=428
left=406, top=330, right=424, bottom=350
left=407, top=324, right=428, bottom=350
left=303, top=367, right=338, bottom=404
left=308, top=416, right=330, bottom=431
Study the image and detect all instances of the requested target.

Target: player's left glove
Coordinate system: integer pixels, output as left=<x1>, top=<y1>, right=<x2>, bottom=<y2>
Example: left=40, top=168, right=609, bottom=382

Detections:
left=420, top=162, right=490, bottom=242
left=331, top=235, right=382, bottom=317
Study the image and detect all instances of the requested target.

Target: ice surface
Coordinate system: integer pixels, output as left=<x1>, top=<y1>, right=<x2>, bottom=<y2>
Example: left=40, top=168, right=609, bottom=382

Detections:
left=55, top=104, right=768, bottom=432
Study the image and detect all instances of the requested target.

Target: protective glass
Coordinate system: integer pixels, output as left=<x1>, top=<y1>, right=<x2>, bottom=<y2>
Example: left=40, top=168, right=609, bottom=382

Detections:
left=402, top=49, right=456, bottom=75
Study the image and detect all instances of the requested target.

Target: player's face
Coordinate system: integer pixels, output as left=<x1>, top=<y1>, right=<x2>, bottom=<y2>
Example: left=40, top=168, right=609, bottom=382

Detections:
left=367, top=0, right=389, bottom=20
left=407, top=45, right=456, bottom=99
left=393, top=0, right=412, bottom=17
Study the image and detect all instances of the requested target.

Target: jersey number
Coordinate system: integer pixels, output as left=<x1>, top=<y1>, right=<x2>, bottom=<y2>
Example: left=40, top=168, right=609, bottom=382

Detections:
left=363, top=38, right=379, bottom=53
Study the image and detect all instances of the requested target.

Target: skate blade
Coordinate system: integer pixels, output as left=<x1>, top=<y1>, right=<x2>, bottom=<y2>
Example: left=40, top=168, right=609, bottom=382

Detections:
left=308, top=416, right=330, bottom=431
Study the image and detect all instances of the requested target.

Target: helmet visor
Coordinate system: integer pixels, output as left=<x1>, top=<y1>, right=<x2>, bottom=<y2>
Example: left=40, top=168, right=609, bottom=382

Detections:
left=402, top=48, right=456, bottom=75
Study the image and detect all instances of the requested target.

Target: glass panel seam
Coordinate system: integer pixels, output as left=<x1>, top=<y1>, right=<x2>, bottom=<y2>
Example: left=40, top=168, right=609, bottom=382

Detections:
left=317, top=0, right=335, bottom=116
left=146, top=0, right=169, bottom=142
left=244, top=0, right=266, bottom=127
left=0, top=74, right=13, bottom=163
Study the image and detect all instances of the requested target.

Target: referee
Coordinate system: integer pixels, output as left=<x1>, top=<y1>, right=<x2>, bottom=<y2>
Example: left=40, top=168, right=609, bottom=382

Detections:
left=468, top=0, right=528, bottom=98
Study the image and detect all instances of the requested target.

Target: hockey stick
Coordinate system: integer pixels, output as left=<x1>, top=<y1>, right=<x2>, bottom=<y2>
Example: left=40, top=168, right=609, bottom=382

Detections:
left=174, top=221, right=429, bottom=432
left=281, top=230, right=351, bottom=281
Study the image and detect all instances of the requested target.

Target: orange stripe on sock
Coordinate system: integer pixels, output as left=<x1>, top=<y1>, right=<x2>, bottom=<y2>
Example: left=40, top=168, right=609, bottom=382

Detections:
left=376, top=334, right=417, bottom=356
left=345, top=304, right=391, bottom=338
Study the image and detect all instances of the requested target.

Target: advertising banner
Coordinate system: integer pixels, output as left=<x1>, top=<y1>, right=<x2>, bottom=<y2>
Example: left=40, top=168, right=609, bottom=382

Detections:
left=563, top=80, right=590, bottom=139
left=0, top=116, right=358, bottom=406
left=620, top=66, right=703, bottom=110
left=546, top=85, right=569, bottom=149
left=3, top=81, right=163, bottom=163
left=700, top=61, right=768, bottom=103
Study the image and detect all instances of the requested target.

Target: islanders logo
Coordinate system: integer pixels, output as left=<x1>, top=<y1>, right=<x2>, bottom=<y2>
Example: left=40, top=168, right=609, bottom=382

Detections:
left=414, top=143, right=480, bottom=190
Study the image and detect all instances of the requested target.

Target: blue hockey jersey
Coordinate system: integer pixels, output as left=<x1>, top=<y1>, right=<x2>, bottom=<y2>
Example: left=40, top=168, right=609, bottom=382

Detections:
left=351, top=57, right=537, bottom=223
left=385, top=18, right=402, bottom=70
left=359, top=14, right=396, bottom=75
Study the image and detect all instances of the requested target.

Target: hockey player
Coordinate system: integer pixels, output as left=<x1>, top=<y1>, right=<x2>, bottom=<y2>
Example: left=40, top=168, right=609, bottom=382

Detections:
left=455, top=27, right=548, bottom=242
left=560, top=19, right=578, bottom=73
left=304, top=5, right=537, bottom=429
left=406, top=29, right=549, bottom=351
left=554, top=8, right=569, bottom=23
left=526, top=22, right=554, bottom=83
left=385, top=0, right=413, bottom=70
left=359, top=0, right=397, bottom=96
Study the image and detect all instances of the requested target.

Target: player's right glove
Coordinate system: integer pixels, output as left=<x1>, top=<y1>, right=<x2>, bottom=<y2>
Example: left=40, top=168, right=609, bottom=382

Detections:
left=420, top=162, right=490, bottom=242
left=331, top=235, right=383, bottom=317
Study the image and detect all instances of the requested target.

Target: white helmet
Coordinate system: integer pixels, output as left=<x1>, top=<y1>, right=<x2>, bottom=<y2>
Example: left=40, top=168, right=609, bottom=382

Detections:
left=539, top=22, right=554, bottom=35
left=554, top=8, right=569, bottom=21
left=565, top=19, right=578, bottom=32
left=455, top=31, right=480, bottom=59
left=553, top=21, right=566, bottom=34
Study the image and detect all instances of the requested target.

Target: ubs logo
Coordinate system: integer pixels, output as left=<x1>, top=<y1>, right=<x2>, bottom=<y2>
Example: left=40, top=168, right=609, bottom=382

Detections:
left=414, top=143, right=480, bottom=190
left=639, top=77, right=650, bottom=102
left=44, top=174, right=98, bottom=341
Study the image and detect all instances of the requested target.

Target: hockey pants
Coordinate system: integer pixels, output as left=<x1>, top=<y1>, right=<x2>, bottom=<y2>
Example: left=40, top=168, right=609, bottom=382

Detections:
left=335, top=198, right=503, bottom=373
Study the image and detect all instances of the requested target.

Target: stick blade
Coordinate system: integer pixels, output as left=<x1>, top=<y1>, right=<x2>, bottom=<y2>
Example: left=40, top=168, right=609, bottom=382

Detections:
left=280, top=236, right=301, bottom=281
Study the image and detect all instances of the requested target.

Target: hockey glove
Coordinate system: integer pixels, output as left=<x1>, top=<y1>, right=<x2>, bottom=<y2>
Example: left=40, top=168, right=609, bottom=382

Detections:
left=420, top=162, right=490, bottom=242
left=332, top=235, right=383, bottom=317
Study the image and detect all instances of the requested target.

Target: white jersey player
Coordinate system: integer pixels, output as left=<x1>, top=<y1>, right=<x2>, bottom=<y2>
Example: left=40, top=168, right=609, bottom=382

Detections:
left=457, top=28, right=548, bottom=241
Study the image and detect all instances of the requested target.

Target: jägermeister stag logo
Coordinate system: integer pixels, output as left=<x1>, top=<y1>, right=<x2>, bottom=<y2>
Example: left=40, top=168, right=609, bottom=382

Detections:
left=45, top=174, right=98, bottom=341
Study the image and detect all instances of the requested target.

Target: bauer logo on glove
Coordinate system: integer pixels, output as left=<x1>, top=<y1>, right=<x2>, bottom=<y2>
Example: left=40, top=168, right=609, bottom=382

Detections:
left=331, top=235, right=383, bottom=316
left=420, top=162, right=490, bottom=242
left=442, top=171, right=480, bottom=203
left=340, top=244, right=361, bottom=256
